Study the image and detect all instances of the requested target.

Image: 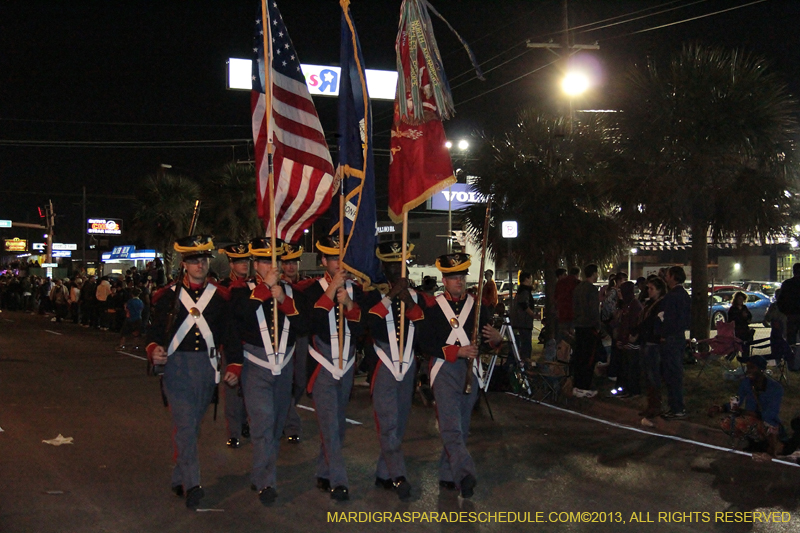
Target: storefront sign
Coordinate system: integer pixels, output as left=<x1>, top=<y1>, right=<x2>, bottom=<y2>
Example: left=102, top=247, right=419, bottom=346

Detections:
left=4, top=238, right=27, bottom=252
left=87, top=218, right=123, bottom=235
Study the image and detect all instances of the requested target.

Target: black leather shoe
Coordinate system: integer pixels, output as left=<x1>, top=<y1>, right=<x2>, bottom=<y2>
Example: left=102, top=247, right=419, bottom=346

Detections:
left=259, top=486, right=277, bottom=505
left=241, top=423, right=250, bottom=439
left=185, top=486, right=204, bottom=508
left=393, top=477, right=411, bottom=500
left=316, top=477, right=331, bottom=492
left=171, top=485, right=184, bottom=497
left=439, top=480, right=457, bottom=491
left=227, top=438, right=241, bottom=449
left=460, top=474, right=476, bottom=499
left=375, top=477, right=393, bottom=490
left=286, top=434, right=300, bottom=443
left=330, top=485, right=349, bottom=501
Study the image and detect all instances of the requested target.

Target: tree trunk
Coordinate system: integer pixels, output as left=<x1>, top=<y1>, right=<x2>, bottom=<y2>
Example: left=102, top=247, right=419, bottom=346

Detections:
left=690, top=221, right=710, bottom=340
left=542, top=254, right=558, bottom=342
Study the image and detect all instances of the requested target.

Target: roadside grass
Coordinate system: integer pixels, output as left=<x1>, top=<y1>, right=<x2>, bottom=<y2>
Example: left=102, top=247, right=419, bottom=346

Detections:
left=522, top=331, right=800, bottom=432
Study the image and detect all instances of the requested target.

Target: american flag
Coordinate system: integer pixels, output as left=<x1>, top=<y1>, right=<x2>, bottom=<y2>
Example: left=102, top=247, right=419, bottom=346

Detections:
left=252, top=1, right=335, bottom=243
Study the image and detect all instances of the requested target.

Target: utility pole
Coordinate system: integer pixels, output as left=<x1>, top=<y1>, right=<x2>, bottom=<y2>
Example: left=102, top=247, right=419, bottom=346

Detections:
left=526, top=0, right=599, bottom=131
left=82, top=186, right=87, bottom=272
left=45, top=199, right=54, bottom=265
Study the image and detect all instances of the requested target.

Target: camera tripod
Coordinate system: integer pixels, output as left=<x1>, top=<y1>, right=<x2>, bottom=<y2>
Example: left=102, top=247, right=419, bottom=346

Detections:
left=484, top=315, right=532, bottom=397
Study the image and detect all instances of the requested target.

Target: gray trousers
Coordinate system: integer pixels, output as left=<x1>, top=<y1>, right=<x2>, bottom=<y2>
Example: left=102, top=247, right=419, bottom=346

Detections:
left=312, top=364, right=354, bottom=488
left=372, top=356, right=416, bottom=480
left=283, top=336, right=308, bottom=437
left=223, top=351, right=247, bottom=439
left=432, top=358, right=478, bottom=485
left=163, top=350, right=216, bottom=490
left=241, top=344, right=294, bottom=490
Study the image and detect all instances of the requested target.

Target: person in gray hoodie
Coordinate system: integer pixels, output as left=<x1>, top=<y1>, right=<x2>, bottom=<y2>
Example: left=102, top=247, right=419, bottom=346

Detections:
left=571, top=264, right=600, bottom=397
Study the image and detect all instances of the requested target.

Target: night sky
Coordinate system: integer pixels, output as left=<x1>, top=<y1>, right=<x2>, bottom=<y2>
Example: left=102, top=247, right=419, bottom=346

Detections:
left=2, top=0, right=798, bottom=247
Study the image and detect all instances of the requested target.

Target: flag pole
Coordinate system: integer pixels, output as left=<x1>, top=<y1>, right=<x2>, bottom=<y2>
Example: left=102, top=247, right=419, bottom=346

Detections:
left=261, top=0, right=279, bottom=354
left=338, top=180, right=345, bottom=370
left=399, top=211, right=408, bottom=366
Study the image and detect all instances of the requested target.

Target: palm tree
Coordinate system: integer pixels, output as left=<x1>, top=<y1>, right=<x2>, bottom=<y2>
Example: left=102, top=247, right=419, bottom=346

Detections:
left=463, top=110, right=626, bottom=336
left=200, top=163, right=262, bottom=243
left=130, top=172, right=201, bottom=275
left=610, top=44, right=798, bottom=339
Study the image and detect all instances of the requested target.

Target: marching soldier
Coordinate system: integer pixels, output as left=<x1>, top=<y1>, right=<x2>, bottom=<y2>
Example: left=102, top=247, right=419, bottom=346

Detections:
left=279, top=242, right=315, bottom=444
left=305, top=234, right=363, bottom=501
left=146, top=235, right=238, bottom=509
left=218, top=243, right=252, bottom=448
left=418, top=253, right=501, bottom=499
left=228, top=238, right=308, bottom=505
left=363, top=241, right=424, bottom=500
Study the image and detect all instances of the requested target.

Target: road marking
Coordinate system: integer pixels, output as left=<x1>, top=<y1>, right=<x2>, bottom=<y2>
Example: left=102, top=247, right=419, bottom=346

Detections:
left=2, top=318, right=14, bottom=322
left=509, top=393, right=800, bottom=469
left=45, top=330, right=63, bottom=335
left=117, top=350, right=147, bottom=361
left=296, top=403, right=363, bottom=426
left=196, top=509, right=225, bottom=512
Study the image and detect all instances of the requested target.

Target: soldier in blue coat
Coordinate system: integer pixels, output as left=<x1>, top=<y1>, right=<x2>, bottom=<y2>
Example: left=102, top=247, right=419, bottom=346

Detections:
left=218, top=242, right=252, bottom=449
left=146, top=235, right=239, bottom=509
left=304, top=234, right=363, bottom=501
left=363, top=241, right=424, bottom=500
left=227, top=237, right=308, bottom=505
left=418, top=253, right=501, bottom=499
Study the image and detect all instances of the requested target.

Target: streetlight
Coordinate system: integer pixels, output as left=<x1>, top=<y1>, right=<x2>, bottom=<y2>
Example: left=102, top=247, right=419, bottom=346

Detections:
left=561, top=69, right=591, bottom=133
left=445, top=139, right=471, bottom=253
left=628, top=247, right=637, bottom=278
left=561, top=71, right=590, bottom=96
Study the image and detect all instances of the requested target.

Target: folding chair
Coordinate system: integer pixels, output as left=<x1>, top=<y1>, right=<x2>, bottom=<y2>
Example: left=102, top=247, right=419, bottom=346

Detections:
left=694, top=321, right=744, bottom=377
left=528, top=361, right=571, bottom=403
left=747, top=331, right=791, bottom=384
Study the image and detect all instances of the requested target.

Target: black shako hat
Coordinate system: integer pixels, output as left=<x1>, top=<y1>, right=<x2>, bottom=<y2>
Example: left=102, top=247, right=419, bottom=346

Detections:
left=174, top=235, right=214, bottom=261
left=282, top=242, right=303, bottom=261
left=249, top=237, right=286, bottom=259
left=376, top=241, right=415, bottom=263
left=219, top=243, right=251, bottom=262
left=435, top=253, right=471, bottom=277
left=316, top=234, right=342, bottom=257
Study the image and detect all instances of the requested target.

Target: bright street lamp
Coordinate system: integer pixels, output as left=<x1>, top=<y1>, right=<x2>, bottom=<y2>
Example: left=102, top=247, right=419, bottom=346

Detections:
left=561, top=71, right=590, bottom=97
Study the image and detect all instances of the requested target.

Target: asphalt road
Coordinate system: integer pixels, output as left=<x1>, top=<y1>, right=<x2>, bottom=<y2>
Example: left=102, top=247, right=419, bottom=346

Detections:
left=1, top=311, right=799, bottom=533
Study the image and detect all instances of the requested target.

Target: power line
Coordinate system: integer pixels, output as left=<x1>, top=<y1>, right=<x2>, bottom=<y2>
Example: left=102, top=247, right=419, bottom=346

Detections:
left=626, top=0, right=768, bottom=36
left=0, top=117, right=250, bottom=129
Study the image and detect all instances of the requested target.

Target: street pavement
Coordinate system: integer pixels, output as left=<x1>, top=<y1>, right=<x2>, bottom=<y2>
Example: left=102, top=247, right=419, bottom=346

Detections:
left=1, top=311, right=799, bottom=533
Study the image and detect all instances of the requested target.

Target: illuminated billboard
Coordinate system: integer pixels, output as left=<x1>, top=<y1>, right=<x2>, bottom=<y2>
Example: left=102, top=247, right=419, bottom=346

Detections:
left=87, top=218, right=122, bottom=235
left=227, top=58, right=397, bottom=100
left=4, top=238, right=27, bottom=252
left=428, top=183, right=487, bottom=211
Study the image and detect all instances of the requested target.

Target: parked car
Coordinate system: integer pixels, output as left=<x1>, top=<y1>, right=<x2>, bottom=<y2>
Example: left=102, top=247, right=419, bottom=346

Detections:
left=741, top=281, right=781, bottom=299
left=709, top=284, right=743, bottom=293
left=708, top=290, right=772, bottom=329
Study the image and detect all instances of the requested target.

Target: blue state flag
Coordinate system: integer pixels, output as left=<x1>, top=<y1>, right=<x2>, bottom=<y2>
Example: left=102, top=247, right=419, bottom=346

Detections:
left=334, top=0, right=383, bottom=287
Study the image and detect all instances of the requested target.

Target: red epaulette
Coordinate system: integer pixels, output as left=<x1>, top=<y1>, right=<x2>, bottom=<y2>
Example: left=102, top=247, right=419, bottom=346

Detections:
left=420, top=292, right=437, bottom=308
left=208, top=280, right=231, bottom=300
left=151, top=280, right=178, bottom=305
left=293, top=276, right=318, bottom=292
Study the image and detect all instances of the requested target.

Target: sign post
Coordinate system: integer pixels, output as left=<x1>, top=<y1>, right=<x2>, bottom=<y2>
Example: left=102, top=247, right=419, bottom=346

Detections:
left=502, top=221, right=518, bottom=313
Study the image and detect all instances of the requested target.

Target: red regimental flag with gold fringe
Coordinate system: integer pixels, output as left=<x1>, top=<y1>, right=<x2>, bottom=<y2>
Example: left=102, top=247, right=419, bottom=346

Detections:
left=388, top=0, right=482, bottom=224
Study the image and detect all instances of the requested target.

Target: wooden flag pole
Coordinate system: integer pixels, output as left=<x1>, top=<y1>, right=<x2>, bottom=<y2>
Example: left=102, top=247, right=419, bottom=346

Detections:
left=398, top=211, right=408, bottom=365
left=338, top=186, right=345, bottom=370
left=261, top=0, right=278, bottom=354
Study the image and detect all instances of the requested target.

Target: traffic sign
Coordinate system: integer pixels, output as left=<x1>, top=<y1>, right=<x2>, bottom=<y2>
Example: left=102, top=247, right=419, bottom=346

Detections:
left=0, top=220, right=11, bottom=228
left=502, top=221, right=518, bottom=239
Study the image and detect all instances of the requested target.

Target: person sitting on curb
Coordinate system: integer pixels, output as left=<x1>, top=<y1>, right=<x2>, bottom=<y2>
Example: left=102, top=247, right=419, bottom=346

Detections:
left=708, top=355, right=784, bottom=458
